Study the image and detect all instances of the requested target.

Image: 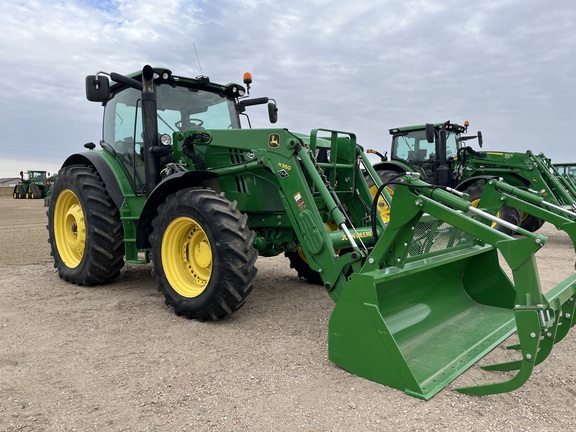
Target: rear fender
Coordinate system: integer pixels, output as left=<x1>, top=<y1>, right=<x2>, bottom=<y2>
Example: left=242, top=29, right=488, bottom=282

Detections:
left=136, top=171, right=219, bottom=249
left=61, top=152, right=125, bottom=208
left=371, top=161, right=411, bottom=174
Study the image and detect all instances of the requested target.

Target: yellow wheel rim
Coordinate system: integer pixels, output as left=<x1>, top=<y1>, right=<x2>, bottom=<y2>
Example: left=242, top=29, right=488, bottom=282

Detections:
left=369, top=185, right=393, bottom=224
left=470, top=198, right=499, bottom=228
left=162, top=217, right=212, bottom=298
left=54, top=189, right=86, bottom=268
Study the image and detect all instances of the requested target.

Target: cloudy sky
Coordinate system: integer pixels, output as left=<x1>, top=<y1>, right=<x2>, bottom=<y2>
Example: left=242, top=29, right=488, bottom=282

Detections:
left=1, top=0, right=575, bottom=178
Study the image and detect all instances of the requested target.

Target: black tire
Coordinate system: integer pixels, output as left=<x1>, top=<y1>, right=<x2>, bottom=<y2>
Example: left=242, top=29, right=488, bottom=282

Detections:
left=17, top=184, right=26, bottom=199
left=520, top=214, right=545, bottom=233
left=365, top=168, right=402, bottom=191
left=29, top=183, right=42, bottom=199
left=463, top=183, right=521, bottom=235
left=47, top=165, right=125, bottom=285
left=150, top=188, right=258, bottom=320
left=285, top=250, right=323, bottom=285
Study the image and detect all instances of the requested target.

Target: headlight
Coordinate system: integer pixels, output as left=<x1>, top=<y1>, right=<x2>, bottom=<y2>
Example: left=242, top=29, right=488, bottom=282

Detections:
left=160, top=134, right=172, bottom=146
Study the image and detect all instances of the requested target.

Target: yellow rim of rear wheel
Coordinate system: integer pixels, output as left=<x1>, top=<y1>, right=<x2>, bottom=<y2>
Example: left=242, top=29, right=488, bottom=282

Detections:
left=162, top=216, right=212, bottom=298
left=54, top=189, right=86, bottom=268
left=369, top=185, right=392, bottom=224
left=470, top=198, right=499, bottom=228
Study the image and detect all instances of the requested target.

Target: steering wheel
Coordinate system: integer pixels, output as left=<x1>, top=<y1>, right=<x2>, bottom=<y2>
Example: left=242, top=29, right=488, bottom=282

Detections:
left=175, top=117, right=204, bottom=130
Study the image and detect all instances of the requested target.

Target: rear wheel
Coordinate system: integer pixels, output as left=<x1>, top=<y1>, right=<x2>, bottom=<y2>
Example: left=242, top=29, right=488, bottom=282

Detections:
left=150, top=188, right=258, bottom=320
left=366, top=169, right=401, bottom=224
left=29, top=184, right=42, bottom=199
left=47, top=165, right=125, bottom=285
left=463, top=183, right=521, bottom=235
left=520, top=213, right=545, bottom=233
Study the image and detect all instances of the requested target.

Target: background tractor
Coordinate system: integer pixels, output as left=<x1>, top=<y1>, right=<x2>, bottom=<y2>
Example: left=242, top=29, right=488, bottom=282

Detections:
left=46, top=66, right=576, bottom=399
left=12, top=170, right=52, bottom=201
left=368, top=121, right=576, bottom=232
left=555, top=162, right=576, bottom=180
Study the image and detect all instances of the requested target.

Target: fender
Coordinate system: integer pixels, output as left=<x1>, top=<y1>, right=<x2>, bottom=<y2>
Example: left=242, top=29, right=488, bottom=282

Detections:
left=372, top=160, right=413, bottom=174
left=62, top=152, right=125, bottom=208
left=136, top=170, right=219, bottom=249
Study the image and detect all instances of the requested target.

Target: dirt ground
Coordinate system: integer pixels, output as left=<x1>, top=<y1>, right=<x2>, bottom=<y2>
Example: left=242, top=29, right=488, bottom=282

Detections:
left=0, top=194, right=574, bottom=431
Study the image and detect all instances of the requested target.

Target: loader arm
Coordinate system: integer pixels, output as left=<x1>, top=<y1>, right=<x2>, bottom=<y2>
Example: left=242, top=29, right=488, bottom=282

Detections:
left=177, top=128, right=385, bottom=300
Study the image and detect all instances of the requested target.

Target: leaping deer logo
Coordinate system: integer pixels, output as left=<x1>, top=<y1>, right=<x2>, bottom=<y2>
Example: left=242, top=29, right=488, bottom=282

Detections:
left=269, top=133, right=280, bottom=149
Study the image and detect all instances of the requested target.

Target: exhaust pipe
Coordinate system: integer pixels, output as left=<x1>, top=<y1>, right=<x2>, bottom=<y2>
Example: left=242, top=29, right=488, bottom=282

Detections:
left=141, top=65, right=160, bottom=196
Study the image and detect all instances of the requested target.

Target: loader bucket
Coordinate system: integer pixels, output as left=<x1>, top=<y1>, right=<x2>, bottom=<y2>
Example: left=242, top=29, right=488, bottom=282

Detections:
left=329, top=245, right=518, bottom=400
left=328, top=177, right=576, bottom=400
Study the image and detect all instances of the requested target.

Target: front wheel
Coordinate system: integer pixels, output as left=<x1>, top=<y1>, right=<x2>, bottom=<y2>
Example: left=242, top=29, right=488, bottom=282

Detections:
left=47, top=165, right=125, bottom=285
left=150, top=188, right=258, bottom=320
left=285, top=249, right=323, bottom=285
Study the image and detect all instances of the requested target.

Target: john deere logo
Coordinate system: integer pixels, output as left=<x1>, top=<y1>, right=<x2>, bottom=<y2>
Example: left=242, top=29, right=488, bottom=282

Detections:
left=269, top=133, right=280, bottom=148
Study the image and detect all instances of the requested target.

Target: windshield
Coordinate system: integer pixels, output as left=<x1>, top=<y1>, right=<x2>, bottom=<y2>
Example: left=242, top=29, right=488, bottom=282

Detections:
left=392, top=129, right=460, bottom=162
left=28, top=171, right=46, bottom=181
left=103, top=83, right=240, bottom=193
left=104, top=85, right=240, bottom=146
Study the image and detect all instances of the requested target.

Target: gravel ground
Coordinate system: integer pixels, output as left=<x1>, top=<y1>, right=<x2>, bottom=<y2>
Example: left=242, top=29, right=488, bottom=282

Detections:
left=0, top=194, right=574, bottom=431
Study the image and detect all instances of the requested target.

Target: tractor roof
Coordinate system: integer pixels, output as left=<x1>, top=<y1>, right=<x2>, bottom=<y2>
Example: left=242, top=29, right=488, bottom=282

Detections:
left=389, top=122, right=468, bottom=135
left=110, top=67, right=246, bottom=99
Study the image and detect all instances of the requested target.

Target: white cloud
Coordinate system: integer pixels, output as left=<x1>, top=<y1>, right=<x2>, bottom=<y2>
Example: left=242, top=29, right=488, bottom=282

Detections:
left=1, top=0, right=576, bottom=178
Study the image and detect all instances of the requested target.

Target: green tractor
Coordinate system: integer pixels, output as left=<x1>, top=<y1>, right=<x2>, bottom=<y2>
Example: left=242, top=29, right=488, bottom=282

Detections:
left=12, top=170, right=52, bottom=200
left=47, top=66, right=576, bottom=399
left=548, top=160, right=576, bottom=190
left=368, top=121, right=576, bottom=232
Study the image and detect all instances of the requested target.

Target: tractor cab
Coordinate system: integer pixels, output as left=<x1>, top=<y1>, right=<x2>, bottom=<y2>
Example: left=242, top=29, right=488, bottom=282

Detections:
left=388, top=122, right=473, bottom=181
left=85, top=67, right=278, bottom=195
left=376, top=121, right=482, bottom=188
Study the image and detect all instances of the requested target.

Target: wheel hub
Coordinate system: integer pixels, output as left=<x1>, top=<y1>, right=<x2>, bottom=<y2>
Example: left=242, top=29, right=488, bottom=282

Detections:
left=163, top=217, right=212, bottom=298
left=54, top=190, right=86, bottom=268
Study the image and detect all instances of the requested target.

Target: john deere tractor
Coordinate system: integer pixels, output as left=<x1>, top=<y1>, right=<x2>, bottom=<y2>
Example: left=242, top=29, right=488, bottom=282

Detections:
left=47, top=66, right=576, bottom=400
left=12, top=170, right=52, bottom=200
left=368, top=121, right=576, bottom=232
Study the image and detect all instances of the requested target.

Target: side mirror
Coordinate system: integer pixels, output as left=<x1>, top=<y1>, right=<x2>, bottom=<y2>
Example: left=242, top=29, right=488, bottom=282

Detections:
left=268, top=101, right=278, bottom=124
left=85, top=75, right=110, bottom=102
left=477, top=131, right=483, bottom=148
left=425, top=123, right=435, bottom=143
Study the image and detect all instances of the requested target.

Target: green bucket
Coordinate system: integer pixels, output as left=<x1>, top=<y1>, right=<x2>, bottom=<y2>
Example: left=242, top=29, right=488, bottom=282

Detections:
left=328, top=245, right=518, bottom=400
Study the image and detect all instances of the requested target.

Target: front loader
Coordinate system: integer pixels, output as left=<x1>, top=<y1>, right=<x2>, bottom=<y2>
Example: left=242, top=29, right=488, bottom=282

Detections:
left=47, top=66, right=576, bottom=400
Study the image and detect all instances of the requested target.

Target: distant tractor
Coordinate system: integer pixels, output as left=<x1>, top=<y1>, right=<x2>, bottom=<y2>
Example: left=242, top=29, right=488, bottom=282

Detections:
left=368, top=121, right=576, bottom=233
left=12, top=170, right=52, bottom=200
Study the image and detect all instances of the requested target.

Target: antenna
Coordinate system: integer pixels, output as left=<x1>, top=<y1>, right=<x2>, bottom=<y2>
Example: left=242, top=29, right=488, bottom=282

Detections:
left=193, top=43, right=204, bottom=76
